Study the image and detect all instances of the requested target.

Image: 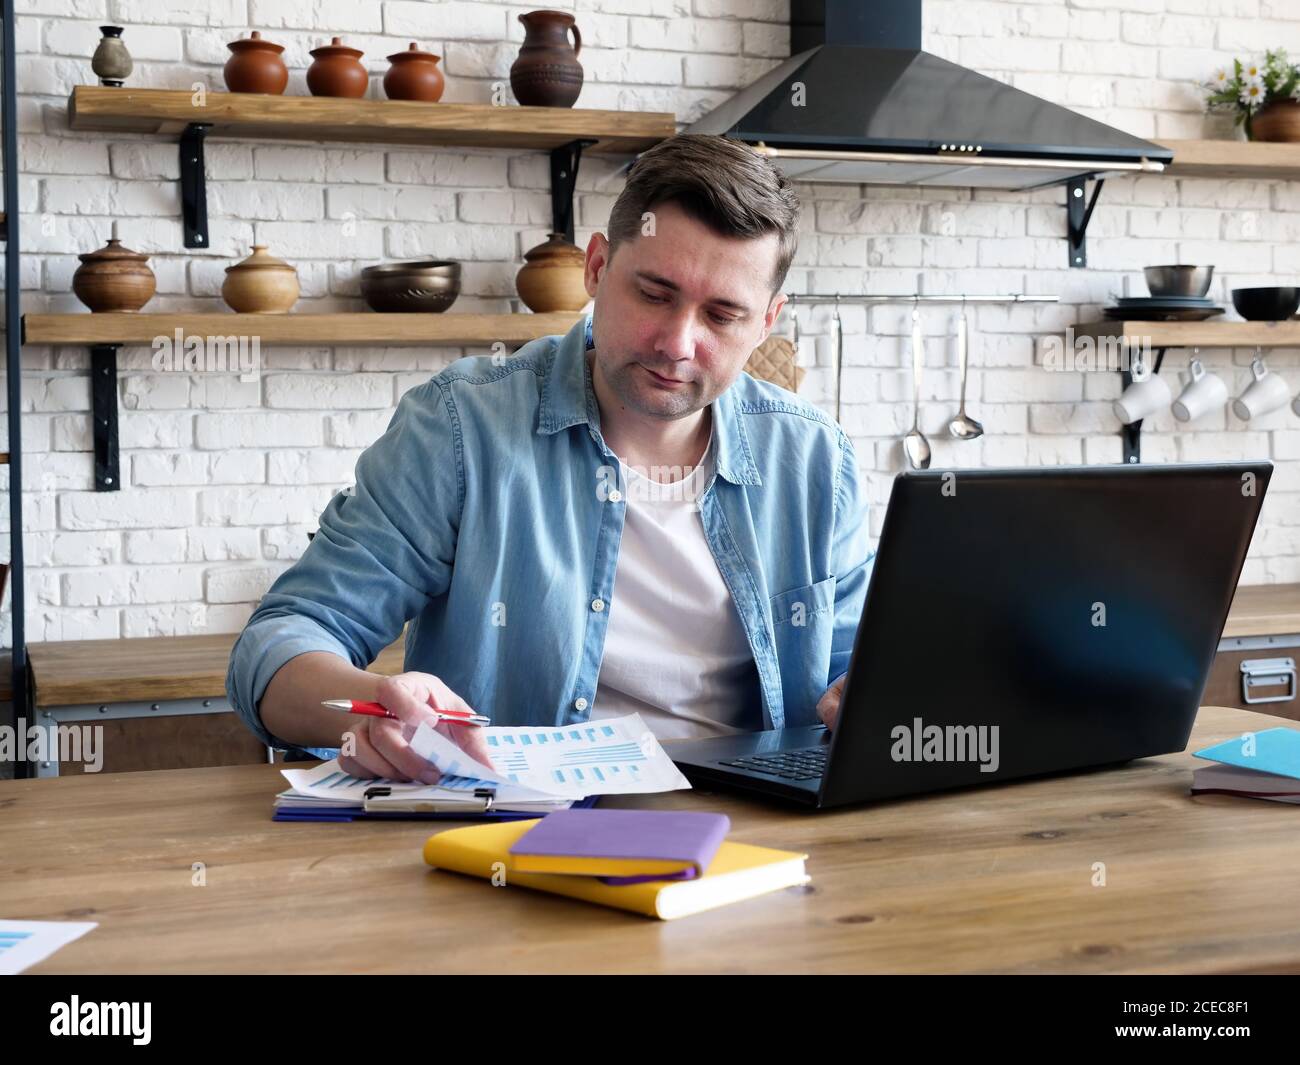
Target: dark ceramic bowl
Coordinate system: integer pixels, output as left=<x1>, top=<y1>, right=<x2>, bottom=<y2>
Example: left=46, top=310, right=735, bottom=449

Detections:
left=360, top=260, right=461, bottom=313
left=1232, top=286, right=1300, bottom=321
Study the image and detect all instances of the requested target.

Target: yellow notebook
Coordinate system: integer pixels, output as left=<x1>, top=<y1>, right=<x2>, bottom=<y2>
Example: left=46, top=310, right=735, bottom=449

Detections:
left=423, top=819, right=810, bottom=920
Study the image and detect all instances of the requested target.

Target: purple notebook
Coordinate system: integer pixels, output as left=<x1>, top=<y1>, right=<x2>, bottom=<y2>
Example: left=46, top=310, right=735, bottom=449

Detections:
left=508, top=809, right=731, bottom=885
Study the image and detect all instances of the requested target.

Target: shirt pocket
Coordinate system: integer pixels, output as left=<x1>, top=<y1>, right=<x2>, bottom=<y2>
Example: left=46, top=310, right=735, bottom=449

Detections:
left=768, top=576, right=837, bottom=723
left=769, top=575, right=836, bottom=627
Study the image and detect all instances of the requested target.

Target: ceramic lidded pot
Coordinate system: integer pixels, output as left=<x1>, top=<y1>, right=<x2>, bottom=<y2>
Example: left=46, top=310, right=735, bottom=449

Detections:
left=307, top=37, right=368, bottom=98
left=222, top=244, right=300, bottom=313
left=510, top=10, right=583, bottom=108
left=72, top=223, right=155, bottom=313
left=516, top=233, right=588, bottom=312
left=91, top=26, right=133, bottom=87
left=383, top=42, right=445, bottom=102
left=224, top=31, right=289, bottom=94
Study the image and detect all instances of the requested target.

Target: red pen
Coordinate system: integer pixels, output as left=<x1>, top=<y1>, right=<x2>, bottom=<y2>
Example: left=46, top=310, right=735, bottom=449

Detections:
left=320, top=699, right=490, bottom=727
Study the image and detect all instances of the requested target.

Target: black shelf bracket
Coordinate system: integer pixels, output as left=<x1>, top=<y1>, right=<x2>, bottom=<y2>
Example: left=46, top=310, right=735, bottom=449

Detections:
left=1119, top=347, right=1166, bottom=464
left=550, top=138, right=597, bottom=244
left=180, top=122, right=212, bottom=249
left=90, top=344, right=120, bottom=491
left=1066, top=175, right=1104, bottom=268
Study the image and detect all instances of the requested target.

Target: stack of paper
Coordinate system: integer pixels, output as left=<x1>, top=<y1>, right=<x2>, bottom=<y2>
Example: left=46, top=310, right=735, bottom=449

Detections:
left=1191, top=727, right=1300, bottom=804
left=275, top=712, right=692, bottom=816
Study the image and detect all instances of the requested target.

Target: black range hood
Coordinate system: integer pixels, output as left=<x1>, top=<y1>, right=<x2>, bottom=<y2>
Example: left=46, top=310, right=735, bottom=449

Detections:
left=686, top=0, right=1172, bottom=191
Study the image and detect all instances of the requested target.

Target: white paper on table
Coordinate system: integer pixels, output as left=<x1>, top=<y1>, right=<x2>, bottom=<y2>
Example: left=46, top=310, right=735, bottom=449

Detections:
left=0, top=919, right=97, bottom=975
left=410, top=713, right=691, bottom=799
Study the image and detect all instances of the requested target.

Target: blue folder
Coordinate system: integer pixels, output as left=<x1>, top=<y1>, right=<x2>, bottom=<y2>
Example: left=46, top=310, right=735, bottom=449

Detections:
left=1193, top=727, right=1300, bottom=781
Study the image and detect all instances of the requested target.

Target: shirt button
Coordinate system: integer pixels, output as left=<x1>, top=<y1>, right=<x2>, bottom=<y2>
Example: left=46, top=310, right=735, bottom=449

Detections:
left=591, top=598, right=605, bottom=612
left=574, top=697, right=589, bottom=711
left=608, top=489, right=623, bottom=503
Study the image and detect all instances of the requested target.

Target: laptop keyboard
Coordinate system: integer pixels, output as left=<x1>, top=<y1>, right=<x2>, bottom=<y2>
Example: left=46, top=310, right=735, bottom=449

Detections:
left=718, top=746, right=827, bottom=781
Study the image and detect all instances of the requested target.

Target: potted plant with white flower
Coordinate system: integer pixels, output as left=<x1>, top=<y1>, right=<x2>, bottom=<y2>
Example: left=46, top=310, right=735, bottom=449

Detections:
left=1204, top=50, right=1300, bottom=142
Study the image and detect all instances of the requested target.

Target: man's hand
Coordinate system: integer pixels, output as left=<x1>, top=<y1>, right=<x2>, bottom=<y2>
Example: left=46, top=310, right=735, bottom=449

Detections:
left=337, top=672, right=495, bottom=784
left=816, top=673, right=848, bottom=732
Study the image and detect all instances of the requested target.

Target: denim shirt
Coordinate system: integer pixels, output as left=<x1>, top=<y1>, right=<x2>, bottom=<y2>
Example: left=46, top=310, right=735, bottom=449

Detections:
left=226, top=312, right=875, bottom=758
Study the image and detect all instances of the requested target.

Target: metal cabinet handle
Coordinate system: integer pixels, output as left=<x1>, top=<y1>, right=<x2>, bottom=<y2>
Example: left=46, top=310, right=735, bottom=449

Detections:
left=1240, top=657, right=1297, bottom=704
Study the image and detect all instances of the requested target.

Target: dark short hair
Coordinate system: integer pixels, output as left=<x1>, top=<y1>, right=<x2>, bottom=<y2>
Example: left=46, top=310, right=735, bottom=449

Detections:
left=605, top=133, right=800, bottom=298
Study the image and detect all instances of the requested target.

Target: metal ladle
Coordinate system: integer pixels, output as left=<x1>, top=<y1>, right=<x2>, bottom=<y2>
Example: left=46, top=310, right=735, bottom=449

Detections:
left=903, top=305, right=932, bottom=469
left=947, top=300, right=983, bottom=441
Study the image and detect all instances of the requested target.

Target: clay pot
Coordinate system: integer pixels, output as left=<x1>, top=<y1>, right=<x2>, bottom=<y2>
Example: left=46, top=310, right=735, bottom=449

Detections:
left=307, top=37, right=368, bottom=98
left=510, top=10, right=583, bottom=108
left=1249, top=100, right=1300, bottom=143
left=222, top=244, right=300, bottom=314
left=516, top=233, right=588, bottom=312
left=384, top=42, right=445, bottom=102
left=72, top=223, right=155, bottom=313
left=91, top=25, right=132, bottom=88
left=224, top=31, right=289, bottom=94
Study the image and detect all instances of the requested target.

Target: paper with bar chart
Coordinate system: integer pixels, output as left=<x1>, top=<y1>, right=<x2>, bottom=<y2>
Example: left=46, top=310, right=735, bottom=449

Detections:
left=0, top=919, right=97, bottom=975
left=410, top=713, right=691, bottom=799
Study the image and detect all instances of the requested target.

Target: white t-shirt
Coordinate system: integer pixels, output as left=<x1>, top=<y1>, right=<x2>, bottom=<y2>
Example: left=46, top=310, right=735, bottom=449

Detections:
left=591, top=429, right=762, bottom=739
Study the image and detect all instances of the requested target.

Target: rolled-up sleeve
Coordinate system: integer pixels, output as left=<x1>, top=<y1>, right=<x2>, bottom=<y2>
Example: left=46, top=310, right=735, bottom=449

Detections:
left=226, top=378, right=464, bottom=750
left=827, top=432, right=875, bottom=688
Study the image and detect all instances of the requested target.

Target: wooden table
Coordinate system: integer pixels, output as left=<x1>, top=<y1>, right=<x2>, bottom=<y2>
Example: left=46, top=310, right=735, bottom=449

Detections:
left=2, top=705, right=1298, bottom=974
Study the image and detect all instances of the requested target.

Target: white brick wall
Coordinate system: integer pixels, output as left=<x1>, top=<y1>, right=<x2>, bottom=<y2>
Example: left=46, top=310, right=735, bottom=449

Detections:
left=3, top=0, right=1300, bottom=643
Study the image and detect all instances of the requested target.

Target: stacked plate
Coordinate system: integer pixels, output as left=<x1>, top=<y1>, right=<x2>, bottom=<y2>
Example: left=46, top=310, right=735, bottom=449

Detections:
left=1103, top=295, right=1224, bottom=321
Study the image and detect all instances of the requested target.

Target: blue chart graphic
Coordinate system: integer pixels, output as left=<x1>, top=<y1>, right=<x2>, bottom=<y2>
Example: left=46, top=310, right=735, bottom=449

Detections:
left=0, top=929, right=32, bottom=959
left=483, top=724, right=648, bottom=785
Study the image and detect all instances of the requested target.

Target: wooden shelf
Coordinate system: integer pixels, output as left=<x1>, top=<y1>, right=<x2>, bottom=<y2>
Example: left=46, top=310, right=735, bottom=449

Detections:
left=67, top=86, right=674, bottom=154
left=29, top=631, right=406, bottom=706
left=1158, top=138, right=1300, bottom=181
left=1074, top=319, right=1300, bottom=349
left=1224, top=583, right=1300, bottom=638
left=22, top=311, right=584, bottom=347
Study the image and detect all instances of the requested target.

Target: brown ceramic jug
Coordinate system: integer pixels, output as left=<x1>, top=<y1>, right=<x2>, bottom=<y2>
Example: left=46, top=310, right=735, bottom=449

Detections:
left=224, top=31, right=289, bottom=94
left=307, top=37, right=368, bottom=98
left=516, top=233, right=588, bottom=312
left=510, top=10, right=583, bottom=108
left=222, top=244, right=300, bottom=314
left=72, top=223, right=156, bottom=313
left=383, top=43, right=445, bottom=102
left=1250, top=100, right=1300, bottom=142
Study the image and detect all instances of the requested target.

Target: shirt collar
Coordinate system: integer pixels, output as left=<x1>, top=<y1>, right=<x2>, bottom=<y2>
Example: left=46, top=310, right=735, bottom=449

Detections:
left=537, top=312, right=761, bottom=486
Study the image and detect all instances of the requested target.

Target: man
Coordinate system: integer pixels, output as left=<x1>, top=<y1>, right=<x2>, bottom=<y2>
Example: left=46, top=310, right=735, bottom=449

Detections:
left=226, top=133, right=875, bottom=785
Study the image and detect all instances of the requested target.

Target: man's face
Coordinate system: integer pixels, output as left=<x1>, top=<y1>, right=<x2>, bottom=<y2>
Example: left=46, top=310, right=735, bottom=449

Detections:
left=583, top=201, right=786, bottom=419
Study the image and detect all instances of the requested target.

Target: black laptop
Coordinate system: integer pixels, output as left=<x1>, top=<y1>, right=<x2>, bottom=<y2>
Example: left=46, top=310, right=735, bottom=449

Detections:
left=666, top=462, right=1271, bottom=809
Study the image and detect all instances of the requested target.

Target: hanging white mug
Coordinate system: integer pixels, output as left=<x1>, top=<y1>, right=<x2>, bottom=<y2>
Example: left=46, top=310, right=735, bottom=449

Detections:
left=1233, top=357, right=1289, bottom=420
left=1114, top=364, right=1171, bottom=425
left=1172, top=357, right=1228, bottom=422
